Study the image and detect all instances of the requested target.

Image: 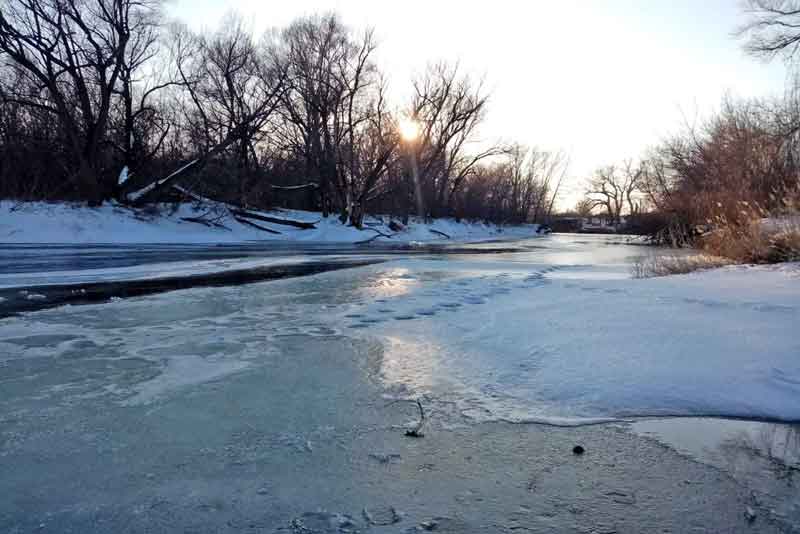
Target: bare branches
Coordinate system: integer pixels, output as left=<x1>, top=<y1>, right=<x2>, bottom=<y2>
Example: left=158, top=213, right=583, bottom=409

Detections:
left=275, top=13, right=393, bottom=226
left=0, top=5, right=566, bottom=227
left=585, top=160, right=644, bottom=225
left=409, top=62, right=496, bottom=217
left=0, top=0, right=162, bottom=203
left=738, top=0, right=800, bottom=61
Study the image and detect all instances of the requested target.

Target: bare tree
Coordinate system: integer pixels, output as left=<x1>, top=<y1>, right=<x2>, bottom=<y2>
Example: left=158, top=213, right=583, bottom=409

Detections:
left=275, top=13, right=395, bottom=225
left=410, top=62, right=505, bottom=218
left=112, top=1, right=175, bottom=183
left=574, top=198, right=595, bottom=218
left=335, top=76, right=397, bottom=227
left=126, top=19, right=287, bottom=205
left=0, top=0, right=160, bottom=203
left=501, top=144, right=569, bottom=223
left=193, top=16, right=284, bottom=204
left=277, top=13, right=351, bottom=217
left=585, top=161, right=643, bottom=225
left=738, top=0, right=800, bottom=60
left=528, top=148, right=570, bottom=223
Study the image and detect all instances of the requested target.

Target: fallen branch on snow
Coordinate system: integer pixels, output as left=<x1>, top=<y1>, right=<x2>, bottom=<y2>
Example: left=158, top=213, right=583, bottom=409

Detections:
left=180, top=216, right=228, bottom=229
left=354, top=234, right=383, bottom=245
left=233, top=216, right=282, bottom=234
left=365, top=227, right=393, bottom=238
left=230, top=209, right=317, bottom=230
left=270, top=183, right=318, bottom=191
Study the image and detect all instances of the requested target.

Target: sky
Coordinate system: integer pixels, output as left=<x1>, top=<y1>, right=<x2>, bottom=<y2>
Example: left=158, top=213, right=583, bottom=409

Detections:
left=168, top=0, right=788, bottom=209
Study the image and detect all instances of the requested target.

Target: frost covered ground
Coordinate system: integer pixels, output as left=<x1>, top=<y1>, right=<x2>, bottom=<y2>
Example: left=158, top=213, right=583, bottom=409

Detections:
left=0, top=201, right=539, bottom=244
left=1, top=234, right=799, bottom=532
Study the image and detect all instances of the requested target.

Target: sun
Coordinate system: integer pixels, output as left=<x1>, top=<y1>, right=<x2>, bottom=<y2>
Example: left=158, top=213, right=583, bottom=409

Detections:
left=399, top=118, right=420, bottom=141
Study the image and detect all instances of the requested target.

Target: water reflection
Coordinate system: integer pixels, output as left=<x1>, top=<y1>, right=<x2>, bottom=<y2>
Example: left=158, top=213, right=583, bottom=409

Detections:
left=632, top=418, right=800, bottom=528
left=358, top=267, right=419, bottom=300
left=632, top=418, right=800, bottom=472
left=718, top=422, right=800, bottom=478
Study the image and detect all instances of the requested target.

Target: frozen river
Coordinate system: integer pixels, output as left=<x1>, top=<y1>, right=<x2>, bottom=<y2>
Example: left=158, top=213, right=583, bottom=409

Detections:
left=1, top=234, right=799, bottom=532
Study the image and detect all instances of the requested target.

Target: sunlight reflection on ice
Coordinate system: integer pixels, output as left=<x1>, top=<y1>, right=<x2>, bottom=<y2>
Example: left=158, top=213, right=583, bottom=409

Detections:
left=360, top=267, right=418, bottom=300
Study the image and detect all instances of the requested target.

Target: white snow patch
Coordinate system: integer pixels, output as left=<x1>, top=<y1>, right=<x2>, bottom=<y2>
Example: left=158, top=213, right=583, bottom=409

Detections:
left=117, top=166, right=130, bottom=186
left=122, top=355, right=250, bottom=406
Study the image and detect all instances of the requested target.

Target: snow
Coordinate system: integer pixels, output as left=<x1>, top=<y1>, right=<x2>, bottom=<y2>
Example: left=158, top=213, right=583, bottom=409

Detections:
left=0, top=201, right=540, bottom=245
left=126, top=160, right=198, bottom=202
left=333, top=256, right=800, bottom=425
left=117, top=166, right=130, bottom=186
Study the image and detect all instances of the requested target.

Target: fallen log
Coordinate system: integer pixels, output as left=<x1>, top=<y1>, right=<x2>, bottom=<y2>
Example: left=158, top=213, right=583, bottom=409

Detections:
left=172, top=185, right=215, bottom=204
left=181, top=216, right=228, bottom=230
left=233, top=216, right=282, bottom=235
left=354, top=234, right=383, bottom=245
left=270, top=183, right=318, bottom=191
left=181, top=216, right=211, bottom=227
left=230, top=209, right=317, bottom=230
left=365, top=227, right=393, bottom=238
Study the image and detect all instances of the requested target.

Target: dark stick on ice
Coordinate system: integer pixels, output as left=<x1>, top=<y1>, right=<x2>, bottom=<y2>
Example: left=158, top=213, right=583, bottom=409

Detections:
left=405, top=399, right=426, bottom=438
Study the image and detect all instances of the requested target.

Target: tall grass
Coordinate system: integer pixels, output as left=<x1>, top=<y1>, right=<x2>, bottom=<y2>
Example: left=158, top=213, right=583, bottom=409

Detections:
left=700, top=185, right=800, bottom=264
left=632, top=254, right=732, bottom=278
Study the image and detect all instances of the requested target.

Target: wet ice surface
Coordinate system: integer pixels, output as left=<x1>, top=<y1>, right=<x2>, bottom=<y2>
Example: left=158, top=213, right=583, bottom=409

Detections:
left=319, top=242, right=800, bottom=425
left=1, top=234, right=799, bottom=532
left=632, top=418, right=800, bottom=525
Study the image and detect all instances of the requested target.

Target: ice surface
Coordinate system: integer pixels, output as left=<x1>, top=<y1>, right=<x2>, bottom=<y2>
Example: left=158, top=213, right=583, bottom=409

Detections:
left=335, top=258, right=800, bottom=424
left=1, top=234, right=796, bottom=426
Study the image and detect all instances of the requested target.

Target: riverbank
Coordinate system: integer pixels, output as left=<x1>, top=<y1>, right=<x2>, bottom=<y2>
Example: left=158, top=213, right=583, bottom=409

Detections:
left=0, top=201, right=541, bottom=244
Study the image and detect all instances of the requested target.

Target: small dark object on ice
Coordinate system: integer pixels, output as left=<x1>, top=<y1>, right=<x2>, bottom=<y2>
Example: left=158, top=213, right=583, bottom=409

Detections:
left=745, top=506, right=757, bottom=523
left=389, top=220, right=406, bottom=232
left=572, top=445, right=585, bottom=455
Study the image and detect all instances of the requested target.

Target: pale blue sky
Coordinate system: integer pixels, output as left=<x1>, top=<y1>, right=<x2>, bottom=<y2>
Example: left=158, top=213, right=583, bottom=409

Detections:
left=168, top=0, right=787, bottom=207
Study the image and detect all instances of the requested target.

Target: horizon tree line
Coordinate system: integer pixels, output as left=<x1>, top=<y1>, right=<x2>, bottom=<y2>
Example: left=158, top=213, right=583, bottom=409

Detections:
left=0, top=0, right=567, bottom=227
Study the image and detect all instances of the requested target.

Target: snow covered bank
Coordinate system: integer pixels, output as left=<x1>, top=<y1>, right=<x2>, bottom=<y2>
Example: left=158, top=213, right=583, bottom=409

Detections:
left=0, top=201, right=541, bottom=244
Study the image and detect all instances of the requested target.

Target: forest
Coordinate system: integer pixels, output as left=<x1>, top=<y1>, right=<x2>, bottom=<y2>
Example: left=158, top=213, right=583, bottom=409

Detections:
left=0, top=0, right=569, bottom=228
left=0, top=0, right=799, bottom=261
